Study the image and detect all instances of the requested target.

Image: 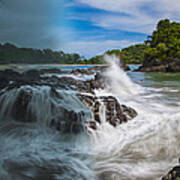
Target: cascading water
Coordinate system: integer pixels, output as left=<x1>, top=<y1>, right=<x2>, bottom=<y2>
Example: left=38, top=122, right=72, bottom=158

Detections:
left=0, top=57, right=180, bottom=180
left=0, top=85, right=92, bottom=132
left=0, top=83, right=95, bottom=180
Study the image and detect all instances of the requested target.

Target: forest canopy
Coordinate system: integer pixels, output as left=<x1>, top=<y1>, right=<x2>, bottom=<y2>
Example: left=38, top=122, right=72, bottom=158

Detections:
left=0, top=43, right=85, bottom=64
left=143, top=19, right=180, bottom=67
left=0, top=19, right=179, bottom=66
left=85, top=19, right=180, bottom=66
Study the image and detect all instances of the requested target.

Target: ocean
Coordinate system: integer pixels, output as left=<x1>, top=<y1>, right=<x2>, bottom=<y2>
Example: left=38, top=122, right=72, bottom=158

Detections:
left=0, top=56, right=180, bottom=180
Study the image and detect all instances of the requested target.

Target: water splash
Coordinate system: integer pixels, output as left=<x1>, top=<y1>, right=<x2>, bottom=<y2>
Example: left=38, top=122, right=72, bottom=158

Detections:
left=90, top=55, right=180, bottom=180
left=103, top=55, right=144, bottom=101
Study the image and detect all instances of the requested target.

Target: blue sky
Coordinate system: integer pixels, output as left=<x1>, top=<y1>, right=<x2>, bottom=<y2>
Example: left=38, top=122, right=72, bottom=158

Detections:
left=0, top=0, right=179, bottom=58
left=60, top=0, right=180, bottom=58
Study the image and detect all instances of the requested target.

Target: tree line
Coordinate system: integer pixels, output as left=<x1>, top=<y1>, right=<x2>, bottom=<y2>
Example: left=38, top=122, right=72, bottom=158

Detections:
left=0, top=43, right=85, bottom=64
left=143, top=19, right=180, bottom=67
left=1, top=19, right=179, bottom=66
left=83, top=19, right=180, bottom=65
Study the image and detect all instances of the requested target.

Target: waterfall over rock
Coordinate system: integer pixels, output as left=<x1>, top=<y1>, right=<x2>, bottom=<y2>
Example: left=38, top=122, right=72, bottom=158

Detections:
left=0, top=62, right=141, bottom=180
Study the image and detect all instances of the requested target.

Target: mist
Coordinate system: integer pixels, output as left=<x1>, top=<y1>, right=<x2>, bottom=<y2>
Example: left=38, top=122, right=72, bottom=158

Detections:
left=0, top=0, right=65, bottom=49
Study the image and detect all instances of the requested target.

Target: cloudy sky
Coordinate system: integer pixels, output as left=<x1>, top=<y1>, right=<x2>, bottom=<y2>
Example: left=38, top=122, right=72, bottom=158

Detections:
left=0, top=0, right=179, bottom=57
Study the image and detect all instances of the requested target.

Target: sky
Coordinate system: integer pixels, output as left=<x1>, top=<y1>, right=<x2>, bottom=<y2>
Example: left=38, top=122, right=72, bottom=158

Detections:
left=0, top=0, right=179, bottom=58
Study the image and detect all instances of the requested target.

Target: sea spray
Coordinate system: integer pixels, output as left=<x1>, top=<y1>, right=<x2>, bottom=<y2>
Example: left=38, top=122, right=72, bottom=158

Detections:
left=90, top=55, right=180, bottom=180
left=0, top=62, right=180, bottom=180
left=103, top=55, right=144, bottom=100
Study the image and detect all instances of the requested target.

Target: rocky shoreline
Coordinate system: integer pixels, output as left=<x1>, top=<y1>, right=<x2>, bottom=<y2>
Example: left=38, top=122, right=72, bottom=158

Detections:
left=0, top=67, right=137, bottom=132
left=0, top=67, right=178, bottom=179
left=162, top=164, right=180, bottom=180
left=135, top=58, right=180, bottom=73
left=136, top=64, right=180, bottom=72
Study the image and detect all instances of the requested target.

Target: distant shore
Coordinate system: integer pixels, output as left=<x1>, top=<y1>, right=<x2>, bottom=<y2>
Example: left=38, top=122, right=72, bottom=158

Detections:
left=0, top=64, right=109, bottom=71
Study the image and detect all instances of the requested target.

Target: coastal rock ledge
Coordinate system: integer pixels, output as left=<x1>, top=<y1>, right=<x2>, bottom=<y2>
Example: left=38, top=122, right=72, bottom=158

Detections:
left=0, top=68, right=138, bottom=133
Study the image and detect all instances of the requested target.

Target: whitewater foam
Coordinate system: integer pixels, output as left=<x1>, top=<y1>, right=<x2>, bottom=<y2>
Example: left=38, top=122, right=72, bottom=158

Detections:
left=90, top=55, right=180, bottom=180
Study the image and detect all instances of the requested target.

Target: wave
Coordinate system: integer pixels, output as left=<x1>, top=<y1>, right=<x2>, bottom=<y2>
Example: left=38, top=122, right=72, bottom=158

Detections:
left=90, top=56, right=180, bottom=180
left=0, top=56, right=180, bottom=180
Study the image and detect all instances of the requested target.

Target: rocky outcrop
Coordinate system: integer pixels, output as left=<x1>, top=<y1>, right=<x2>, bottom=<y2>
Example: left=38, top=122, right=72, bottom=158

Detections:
left=0, top=67, right=137, bottom=133
left=162, top=165, right=180, bottom=180
left=135, top=65, right=168, bottom=72
left=79, top=94, right=137, bottom=130
left=136, top=58, right=180, bottom=72
left=0, top=86, right=90, bottom=134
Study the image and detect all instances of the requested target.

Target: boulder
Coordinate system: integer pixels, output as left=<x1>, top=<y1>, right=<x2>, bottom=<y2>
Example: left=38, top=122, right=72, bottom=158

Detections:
left=78, top=94, right=137, bottom=129
left=162, top=165, right=180, bottom=180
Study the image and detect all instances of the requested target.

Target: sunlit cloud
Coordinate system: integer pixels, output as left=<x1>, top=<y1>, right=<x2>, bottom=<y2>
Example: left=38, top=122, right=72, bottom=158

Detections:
left=74, top=0, right=180, bottom=33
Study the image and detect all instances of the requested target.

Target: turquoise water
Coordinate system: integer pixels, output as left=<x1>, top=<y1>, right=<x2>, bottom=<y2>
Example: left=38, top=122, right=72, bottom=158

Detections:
left=128, top=65, right=180, bottom=106
left=17, top=64, right=96, bottom=71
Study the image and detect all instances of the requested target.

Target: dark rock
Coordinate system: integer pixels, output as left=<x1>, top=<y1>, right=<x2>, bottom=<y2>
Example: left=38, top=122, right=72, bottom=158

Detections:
left=86, top=121, right=97, bottom=130
left=136, top=58, right=180, bottom=72
left=162, top=165, right=180, bottom=180
left=135, top=65, right=167, bottom=72
left=23, top=69, right=41, bottom=80
left=71, top=68, right=93, bottom=75
left=11, top=88, right=33, bottom=122
left=123, top=65, right=131, bottom=71
left=78, top=94, right=137, bottom=129
left=0, top=66, right=137, bottom=133
left=50, top=109, right=86, bottom=134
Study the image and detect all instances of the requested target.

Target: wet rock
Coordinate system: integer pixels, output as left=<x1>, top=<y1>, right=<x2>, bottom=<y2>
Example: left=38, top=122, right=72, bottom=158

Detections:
left=0, top=69, right=21, bottom=80
left=86, top=121, right=97, bottom=130
left=0, top=67, right=137, bottom=133
left=121, top=104, right=137, bottom=120
left=50, top=109, right=86, bottom=134
left=78, top=94, right=137, bottom=129
left=23, top=69, right=41, bottom=80
left=11, top=88, right=33, bottom=122
left=71, top=68, right=94, bottom=75
left=162, top=165, right=180, bottom=180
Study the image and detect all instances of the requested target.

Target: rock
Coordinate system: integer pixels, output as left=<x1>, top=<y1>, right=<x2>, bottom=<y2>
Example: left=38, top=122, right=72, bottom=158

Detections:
left=136, top=57, right=180, bottom=72
left=78, top=94, right=137, bottom=129
left=23, top=69, right=41, bottom=79
left=162, top=165, right=180, bottom=180
left=135, top=65, right=167, bottom=72
left=71, top=68, right=94, bottom=75
left=123, top=65, right=131, bottom=71
left=0, top=66, right=137, bottom=133
left=50, top=109, right=85, bottom=134
left=10, top=88, right=33, bottom=122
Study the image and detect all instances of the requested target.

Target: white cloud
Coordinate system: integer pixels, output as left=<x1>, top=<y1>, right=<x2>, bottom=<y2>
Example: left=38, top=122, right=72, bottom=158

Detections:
left=75, top=0, right=180, bottom=34
left=62, top=39, right=142, bottom=58
left=92, top=14, right=156, bottom=34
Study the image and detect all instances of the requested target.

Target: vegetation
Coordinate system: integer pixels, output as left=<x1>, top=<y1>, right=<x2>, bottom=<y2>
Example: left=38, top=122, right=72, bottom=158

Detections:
left=82, top=45, right=146, bottom=65
left=1, top=19, right=179, bottom=69
left=143, top=19, right=180, bottom=68
left=0, top=43, right=86, bottom=64
left=81, top=55, right=105, bottom=64
left=85, top=19, right=180, bottom=68
left=81, top=50, right=122, bottom=65
left=121, top=44, right=147, bottom=64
